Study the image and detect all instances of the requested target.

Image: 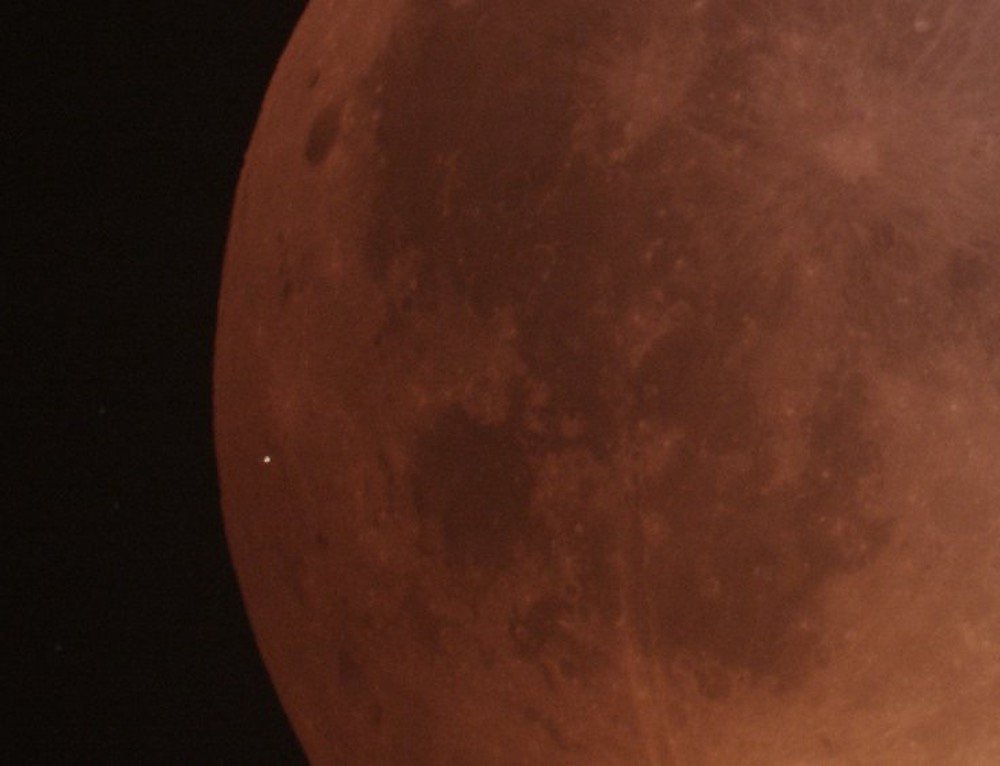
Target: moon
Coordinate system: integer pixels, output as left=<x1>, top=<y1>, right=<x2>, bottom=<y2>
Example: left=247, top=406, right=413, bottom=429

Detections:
left=214, top=1, right=1000, bottom=763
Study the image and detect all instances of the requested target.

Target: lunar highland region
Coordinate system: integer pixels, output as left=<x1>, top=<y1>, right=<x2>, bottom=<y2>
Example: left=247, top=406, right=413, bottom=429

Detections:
left=215, top=1, right=1000, bottom=763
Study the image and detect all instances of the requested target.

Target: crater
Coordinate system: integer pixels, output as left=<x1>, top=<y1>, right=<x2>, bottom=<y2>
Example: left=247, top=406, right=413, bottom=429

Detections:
left=304, top=101, right=344, bottom=166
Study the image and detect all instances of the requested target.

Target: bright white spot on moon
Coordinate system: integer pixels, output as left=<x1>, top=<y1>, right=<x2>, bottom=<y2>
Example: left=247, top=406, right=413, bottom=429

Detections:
left=262, top=455, right=272, bottom=464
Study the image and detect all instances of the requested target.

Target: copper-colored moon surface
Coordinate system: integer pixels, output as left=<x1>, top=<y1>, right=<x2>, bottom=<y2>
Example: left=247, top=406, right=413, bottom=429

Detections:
left=215, top=1, right=1000, bottom=763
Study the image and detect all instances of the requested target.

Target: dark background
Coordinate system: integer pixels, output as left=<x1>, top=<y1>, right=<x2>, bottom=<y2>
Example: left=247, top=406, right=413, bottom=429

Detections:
left=11, top=1, right=308, bottom=761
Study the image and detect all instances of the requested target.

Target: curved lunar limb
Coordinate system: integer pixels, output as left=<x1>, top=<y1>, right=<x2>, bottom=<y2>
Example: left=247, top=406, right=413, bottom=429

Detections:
left=215, top=1, right=1000, bottom=763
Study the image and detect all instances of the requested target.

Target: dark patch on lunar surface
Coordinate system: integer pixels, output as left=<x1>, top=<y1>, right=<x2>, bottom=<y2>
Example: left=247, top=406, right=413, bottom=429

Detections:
left=843, top=219, right=946, bottom=364
left=628, top=366, right=892, bottom=690
left=304, top=101, right=343, bottom=166
left=412, top=406, right=534, bottom=570
left=948, top=251, right=992, bottom=296
left=337, top=646, right=363, bottom=691
left=363, top=1, right=655, bottom=453
left=358, top=0, right=903, bottom=695
left=364, top=0, right=593, bottom=288
left=402, top=586, right=443, bottom=653
left=949, top=248, right=1000, bottom=362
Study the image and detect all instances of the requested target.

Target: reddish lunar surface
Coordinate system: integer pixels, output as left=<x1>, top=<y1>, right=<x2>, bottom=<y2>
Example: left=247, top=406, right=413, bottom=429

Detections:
left=214, top=1, right=1000, bottom=763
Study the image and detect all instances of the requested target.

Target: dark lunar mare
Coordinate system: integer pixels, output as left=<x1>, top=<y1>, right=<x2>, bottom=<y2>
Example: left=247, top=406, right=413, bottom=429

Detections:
left=310, top=0, right=896, bottom=697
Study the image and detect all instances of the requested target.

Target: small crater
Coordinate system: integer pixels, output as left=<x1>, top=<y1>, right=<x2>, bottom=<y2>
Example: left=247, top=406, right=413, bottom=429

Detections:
left=304, top=101, right=344, bottom=166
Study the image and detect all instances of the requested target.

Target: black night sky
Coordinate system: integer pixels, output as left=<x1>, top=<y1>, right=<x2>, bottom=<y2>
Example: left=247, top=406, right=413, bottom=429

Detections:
left=12, top=2, right=308, bottom=761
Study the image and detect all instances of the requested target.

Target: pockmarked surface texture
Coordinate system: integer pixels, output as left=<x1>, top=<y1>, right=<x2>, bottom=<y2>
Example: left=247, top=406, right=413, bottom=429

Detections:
left=215, top=1, right=1000, bottom=763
